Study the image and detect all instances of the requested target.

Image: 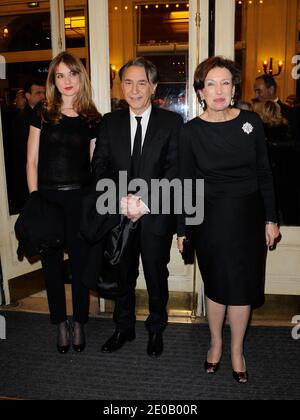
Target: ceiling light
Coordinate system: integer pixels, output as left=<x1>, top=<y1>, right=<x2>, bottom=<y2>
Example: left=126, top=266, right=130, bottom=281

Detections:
left=27, top=2, right=39, bottom=7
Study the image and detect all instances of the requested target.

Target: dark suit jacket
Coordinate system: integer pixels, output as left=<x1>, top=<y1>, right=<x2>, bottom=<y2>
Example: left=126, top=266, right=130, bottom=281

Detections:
left=92, top=106, right=183, bottom=236
left=277, top=100, right=299, bottom=141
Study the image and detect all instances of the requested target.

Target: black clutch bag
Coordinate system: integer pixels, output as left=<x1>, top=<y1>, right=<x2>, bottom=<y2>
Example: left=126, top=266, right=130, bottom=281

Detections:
left=181, top=238, right=195, bottom=265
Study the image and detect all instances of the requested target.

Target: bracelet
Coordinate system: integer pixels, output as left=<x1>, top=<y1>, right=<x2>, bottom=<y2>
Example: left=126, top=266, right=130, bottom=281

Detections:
left=265, top=221, right=278, bottom=225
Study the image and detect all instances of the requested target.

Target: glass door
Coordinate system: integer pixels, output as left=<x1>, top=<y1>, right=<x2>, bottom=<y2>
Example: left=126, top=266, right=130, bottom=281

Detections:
left=0, top=1, right=53, bottom=304
left=110, top=1, right=189, bottom=120
left=64, top=0, right=89, bottom=69
left=0, top=1, right=52, bottom=216
left=0, top=0, right=66, bottom=304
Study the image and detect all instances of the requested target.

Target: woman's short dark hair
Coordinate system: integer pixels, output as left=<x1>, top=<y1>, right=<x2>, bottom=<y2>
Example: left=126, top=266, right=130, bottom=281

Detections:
left=119, top=57, right=159, bottom=85
left=193, top=56, right=241, bottom=96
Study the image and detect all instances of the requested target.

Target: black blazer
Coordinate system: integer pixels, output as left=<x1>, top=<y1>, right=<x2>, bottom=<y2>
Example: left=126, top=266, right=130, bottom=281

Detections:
left=277, top=99, right=299, bottom=141
left=92, top=106, right=183, bottom=236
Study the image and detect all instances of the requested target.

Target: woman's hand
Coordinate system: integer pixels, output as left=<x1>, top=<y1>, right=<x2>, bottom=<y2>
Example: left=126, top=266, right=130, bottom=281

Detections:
left=177, top=236, right=186, bottom=253
left=265, top=223, right=281, bottom=248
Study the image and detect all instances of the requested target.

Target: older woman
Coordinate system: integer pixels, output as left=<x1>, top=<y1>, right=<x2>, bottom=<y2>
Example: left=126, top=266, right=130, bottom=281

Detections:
left=177, top=56, right=280, bottom=383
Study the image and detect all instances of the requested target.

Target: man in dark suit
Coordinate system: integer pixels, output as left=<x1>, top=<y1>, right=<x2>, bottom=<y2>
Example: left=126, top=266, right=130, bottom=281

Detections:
left=92, top=57, right=183, bottom=357
left=11, top=80, right=45, bottom=212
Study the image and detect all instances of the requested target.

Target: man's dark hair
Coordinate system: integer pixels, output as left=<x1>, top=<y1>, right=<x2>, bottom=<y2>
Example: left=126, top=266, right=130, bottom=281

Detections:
left=24, top=80, right=44, bottom=94
left=255, top=74, right=277, bottom=94
left=119, top=57, right=159, bottom=85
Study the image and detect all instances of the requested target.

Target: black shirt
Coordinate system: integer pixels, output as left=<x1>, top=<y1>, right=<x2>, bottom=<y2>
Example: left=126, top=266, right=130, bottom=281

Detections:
left=30, top=113, right=98, bottom=188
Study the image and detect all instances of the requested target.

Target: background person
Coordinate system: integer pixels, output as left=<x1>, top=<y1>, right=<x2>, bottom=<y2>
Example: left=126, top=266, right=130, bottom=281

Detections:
left=11, top=81, right=46, bottom=212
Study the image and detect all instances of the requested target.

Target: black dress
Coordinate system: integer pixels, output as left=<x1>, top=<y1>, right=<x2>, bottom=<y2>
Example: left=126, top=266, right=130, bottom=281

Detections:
left=179, top=110, right=277, bottom=307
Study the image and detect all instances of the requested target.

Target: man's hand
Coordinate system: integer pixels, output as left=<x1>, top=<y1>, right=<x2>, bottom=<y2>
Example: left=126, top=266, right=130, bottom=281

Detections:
left=121, top=194, right=149, bottom=223
left=177, top=236, right=186, bottom=253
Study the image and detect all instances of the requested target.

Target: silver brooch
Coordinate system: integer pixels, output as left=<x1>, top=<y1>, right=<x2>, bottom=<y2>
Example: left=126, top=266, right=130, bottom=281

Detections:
left=242, top=122, right=254, bottom=135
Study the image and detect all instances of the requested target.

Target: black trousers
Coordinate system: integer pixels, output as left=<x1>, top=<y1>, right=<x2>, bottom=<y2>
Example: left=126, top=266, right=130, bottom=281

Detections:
left=40, top=189, right=89, bottom=324
left=113, top=219, right=173, bottom=334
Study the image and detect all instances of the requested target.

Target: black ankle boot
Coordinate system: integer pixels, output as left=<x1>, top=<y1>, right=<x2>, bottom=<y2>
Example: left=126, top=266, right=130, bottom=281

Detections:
left=56, top=321, right=70, bottom=354
left=72, top=322, right=86, bottom=353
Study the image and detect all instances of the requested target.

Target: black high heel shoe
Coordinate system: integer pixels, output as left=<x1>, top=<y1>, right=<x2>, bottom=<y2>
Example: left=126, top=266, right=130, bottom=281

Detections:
left=204, top=360, right=220, bottom=374
left=56, top=321, right=71, bottom=354
left=232, top=356, right=248, bottom=384
left=204, top=348, right=221, bottom=374
left=232, top=370, right=248, bottom=384
left=72, top=322, right=86, bottom=353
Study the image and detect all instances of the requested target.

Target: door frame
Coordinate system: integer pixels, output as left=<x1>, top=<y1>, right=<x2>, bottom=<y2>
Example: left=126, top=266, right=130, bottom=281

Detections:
left=0, top=1, right=65, bottom=305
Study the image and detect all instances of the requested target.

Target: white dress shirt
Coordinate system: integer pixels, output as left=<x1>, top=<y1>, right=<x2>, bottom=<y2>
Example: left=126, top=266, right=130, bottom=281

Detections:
left=128, top=105, right=152, bottom=213
left=129, top=105, right=152, bottom=154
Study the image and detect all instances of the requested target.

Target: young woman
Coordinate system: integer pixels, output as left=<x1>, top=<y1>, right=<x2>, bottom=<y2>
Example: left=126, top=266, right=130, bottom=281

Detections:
left=27, top=52, right=101, bottom=353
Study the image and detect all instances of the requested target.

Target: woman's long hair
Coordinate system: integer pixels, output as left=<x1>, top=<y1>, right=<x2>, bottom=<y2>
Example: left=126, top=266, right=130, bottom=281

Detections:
left=43, top=51, right=101, bottom=124
left=253, top=100, right=287, bottom=127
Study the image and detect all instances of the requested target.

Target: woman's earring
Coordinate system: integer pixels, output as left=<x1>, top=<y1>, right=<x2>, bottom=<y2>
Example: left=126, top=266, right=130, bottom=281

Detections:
left=199, top=98, right=205, bottom=114
left=231, top=97, right=235, bottom=107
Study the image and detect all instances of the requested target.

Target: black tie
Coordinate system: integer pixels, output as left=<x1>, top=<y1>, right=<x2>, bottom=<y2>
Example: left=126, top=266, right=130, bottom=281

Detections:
left=131, top=116, right=142, bottom=179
